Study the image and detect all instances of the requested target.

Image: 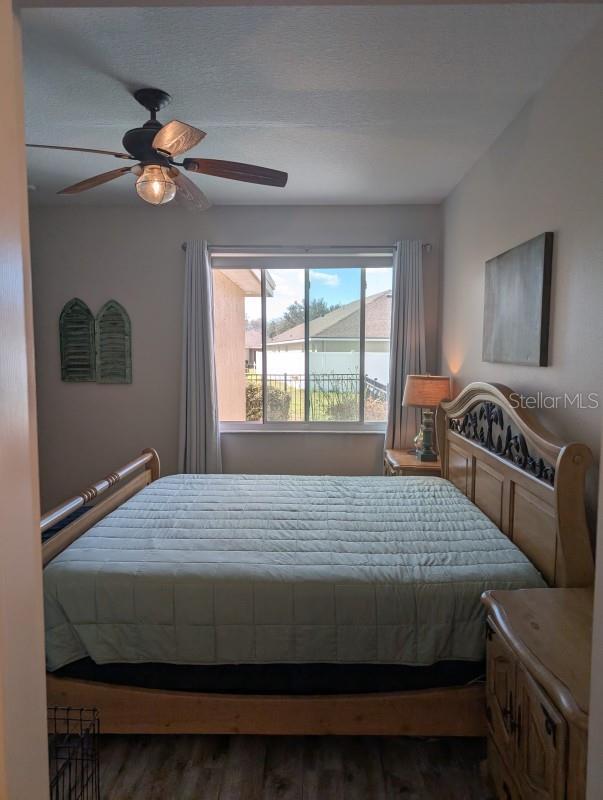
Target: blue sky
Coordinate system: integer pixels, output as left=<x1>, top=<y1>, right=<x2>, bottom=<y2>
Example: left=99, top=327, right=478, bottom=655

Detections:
left=310, top=267, right=392, bottom=307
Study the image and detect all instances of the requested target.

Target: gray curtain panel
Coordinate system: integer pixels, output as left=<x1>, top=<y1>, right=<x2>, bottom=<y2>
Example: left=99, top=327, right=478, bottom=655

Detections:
left=386, top=240, right=427, bottom=450
left=178, top=240, right=222, bottom=473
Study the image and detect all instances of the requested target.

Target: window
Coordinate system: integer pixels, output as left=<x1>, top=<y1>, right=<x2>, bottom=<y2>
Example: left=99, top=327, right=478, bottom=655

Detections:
left=212, top=260, right=393, bottom=426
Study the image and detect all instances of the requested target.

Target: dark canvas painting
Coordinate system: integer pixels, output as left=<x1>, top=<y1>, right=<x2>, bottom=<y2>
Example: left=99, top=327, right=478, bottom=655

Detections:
left=483, top=232, right=553, bottom=366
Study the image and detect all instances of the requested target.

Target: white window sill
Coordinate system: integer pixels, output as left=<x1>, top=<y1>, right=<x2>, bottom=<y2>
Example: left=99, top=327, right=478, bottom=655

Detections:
left=220, top=422, right=386, bottom=434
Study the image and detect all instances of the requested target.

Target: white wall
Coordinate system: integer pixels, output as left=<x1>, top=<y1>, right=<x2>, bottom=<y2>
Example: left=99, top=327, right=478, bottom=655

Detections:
left=30, top=203, right=441, bottom=509
left=439, top=21, right=603, bottom=522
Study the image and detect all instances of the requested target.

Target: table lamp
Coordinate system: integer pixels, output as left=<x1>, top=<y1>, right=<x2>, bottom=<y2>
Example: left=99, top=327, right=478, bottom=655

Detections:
left=402, top=374, right=452, bottom=462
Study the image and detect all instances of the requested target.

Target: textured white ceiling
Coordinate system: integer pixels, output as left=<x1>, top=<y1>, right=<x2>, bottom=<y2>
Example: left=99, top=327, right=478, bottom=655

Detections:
left=23, top=5, right=601, bottom=206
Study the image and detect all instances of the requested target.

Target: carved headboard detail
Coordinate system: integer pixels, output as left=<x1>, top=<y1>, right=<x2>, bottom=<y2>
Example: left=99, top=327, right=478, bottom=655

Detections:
left=436, top=382, right=593, bottom=588
left=448, top=401, right=556, bottom=487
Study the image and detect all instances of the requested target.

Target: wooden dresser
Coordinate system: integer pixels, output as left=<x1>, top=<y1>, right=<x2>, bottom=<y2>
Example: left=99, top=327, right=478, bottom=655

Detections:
left=481, top=589, right=592, bottom=800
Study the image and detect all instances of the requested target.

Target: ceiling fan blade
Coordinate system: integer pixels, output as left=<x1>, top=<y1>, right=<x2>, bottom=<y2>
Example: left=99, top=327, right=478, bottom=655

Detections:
left=58, top=166, right=134, bottom=195
left=27, top=144, right=134, bottom=160
left=152, top=121, right=206, bottom=157
left=169, top=168, right=212, bottom=211
left=183, top=158, right=288, bottom=188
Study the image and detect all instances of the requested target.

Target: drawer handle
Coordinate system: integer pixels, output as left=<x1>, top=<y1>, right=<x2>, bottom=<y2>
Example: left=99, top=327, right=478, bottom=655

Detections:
left=503, top=692, right=518, bottom=734
left=541, top=704, right=557, bottom=744
left=503, top=707, right=518, bottom=734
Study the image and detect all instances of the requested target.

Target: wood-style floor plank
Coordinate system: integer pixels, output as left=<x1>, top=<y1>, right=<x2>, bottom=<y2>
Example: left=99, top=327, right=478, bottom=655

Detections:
left=381, top=736, right=429, bottom=799
left=218, top=735, right=267, bottom=800
left=262, top=736, right=304, bottom=800
left=301, top=734, right=346, bottom=800
left=99, top=734, right=490, bottom=799
left=340, top=736, right=387, bottom=800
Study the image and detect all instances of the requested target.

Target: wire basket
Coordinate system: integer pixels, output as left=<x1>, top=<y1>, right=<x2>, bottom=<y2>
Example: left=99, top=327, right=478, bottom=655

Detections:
left=48, top=707, right=100, bottom=800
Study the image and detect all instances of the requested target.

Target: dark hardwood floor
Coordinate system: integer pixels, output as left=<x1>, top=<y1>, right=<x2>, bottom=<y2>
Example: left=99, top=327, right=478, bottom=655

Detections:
left=100, top=735, right=491, bottom=799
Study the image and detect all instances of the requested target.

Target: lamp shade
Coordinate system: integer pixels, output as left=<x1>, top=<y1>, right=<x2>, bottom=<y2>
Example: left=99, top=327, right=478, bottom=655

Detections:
left=402, top=374, right=451, bottom=408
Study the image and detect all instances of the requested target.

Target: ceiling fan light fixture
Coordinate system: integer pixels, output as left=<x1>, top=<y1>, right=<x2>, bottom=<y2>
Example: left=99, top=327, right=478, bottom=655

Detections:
left=135, top=164, right=177, bottom=205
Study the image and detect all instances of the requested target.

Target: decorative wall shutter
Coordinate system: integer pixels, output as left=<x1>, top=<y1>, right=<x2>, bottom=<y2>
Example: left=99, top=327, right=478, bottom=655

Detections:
left=59, top=298, right=96, bottom=382
left=95, top=300, right=132, bottom=384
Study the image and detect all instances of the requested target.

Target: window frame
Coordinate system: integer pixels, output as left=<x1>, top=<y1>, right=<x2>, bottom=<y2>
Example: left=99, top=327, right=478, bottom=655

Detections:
left=211, top=249, right=394, bottom=432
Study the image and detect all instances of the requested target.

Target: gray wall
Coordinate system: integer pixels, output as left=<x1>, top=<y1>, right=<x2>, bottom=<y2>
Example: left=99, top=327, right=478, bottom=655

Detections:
left=30, top=203, right=442, bottom=510
left=440, top=22, right=603, bottom=522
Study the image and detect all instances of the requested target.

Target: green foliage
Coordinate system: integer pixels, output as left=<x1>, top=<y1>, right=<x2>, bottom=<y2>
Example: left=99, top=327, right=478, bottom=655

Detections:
left=245, top=373, right=387, bottom=422
left=323, top=394, right=359, bottom=421
left=364, top=396, right=388, bottom=422
left=246, top=381, right=263, bottom=421
left=246, top=381, right=291, bottom=421
left=267, top=298, right=341, bottom=339
left=309, top=297, right=341, bottom=321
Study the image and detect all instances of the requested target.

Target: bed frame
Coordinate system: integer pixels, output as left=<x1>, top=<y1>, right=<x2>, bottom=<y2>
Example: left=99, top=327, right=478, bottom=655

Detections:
left=44, top=382, right=594, bottom=736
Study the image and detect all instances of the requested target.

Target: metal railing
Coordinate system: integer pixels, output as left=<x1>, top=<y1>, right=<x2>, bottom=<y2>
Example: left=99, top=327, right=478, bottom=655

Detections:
left=245, top=371, right=388, bottom=422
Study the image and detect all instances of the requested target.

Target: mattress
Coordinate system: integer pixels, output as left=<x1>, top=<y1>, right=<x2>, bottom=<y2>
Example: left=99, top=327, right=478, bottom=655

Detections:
left=54, top=658, right=485, bottom=695
left=44, top=474, right=545, bottom=671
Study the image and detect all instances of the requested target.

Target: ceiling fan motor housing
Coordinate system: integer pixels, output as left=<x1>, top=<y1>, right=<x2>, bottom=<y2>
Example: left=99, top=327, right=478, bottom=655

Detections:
left=122, top=121, right=171, bottom=165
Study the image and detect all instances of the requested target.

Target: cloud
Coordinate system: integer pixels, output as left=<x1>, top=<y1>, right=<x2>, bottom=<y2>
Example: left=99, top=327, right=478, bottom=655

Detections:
left=246, top=268, right=305, bottom=321
left=309, top=270, right=340, bottom=287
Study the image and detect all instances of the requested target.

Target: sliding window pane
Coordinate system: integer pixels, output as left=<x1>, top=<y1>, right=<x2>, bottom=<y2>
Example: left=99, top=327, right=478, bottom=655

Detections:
left=265, top=269, right=305, bottom=421
left=309, top=267, right=361, bottom=422
left=364, top=266, right=393, bottom=422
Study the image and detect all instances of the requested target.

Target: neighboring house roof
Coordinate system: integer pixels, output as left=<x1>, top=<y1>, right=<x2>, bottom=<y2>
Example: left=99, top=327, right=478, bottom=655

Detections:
left=245, top=328, right=262, bottom=350
left=269, top=291, right=392, bottom=344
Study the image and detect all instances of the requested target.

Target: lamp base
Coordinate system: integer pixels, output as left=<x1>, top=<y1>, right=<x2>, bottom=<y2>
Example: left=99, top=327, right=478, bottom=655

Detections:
left=413, top=408, right=438, bottom=462
left=415, top=448, right=438, bottom=463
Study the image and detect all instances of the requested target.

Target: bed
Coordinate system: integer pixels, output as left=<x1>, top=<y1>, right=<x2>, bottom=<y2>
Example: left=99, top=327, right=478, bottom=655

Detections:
left=43, top=382, right=594, bottom=735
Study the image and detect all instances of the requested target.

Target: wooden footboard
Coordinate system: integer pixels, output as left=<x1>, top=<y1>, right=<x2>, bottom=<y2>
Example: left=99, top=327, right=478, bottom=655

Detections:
left=41, top=448, right=160, bottom=566
left=46, top=675, right=486, bottom=737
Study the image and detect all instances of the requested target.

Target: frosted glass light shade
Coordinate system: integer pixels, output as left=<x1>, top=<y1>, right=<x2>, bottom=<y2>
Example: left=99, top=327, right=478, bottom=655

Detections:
left=135, top=165, right=177, bottom=205
left=402, top=374, right=451, bottom=408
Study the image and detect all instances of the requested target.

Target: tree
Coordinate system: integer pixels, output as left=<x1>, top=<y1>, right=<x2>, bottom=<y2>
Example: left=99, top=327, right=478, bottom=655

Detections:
left=268, top=298, right=341, bottom=338
left=246, top=317, right=261, bottom=331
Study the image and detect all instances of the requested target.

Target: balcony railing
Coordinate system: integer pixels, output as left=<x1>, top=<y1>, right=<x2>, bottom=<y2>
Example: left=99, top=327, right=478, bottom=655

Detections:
left=245, top=371, right=388, bottom=422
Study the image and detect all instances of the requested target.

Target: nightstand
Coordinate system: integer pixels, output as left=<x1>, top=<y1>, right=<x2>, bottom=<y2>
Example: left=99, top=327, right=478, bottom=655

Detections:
left=481, top=588, right=592, bottom=800
left=383, top=449, right=441, bottom=477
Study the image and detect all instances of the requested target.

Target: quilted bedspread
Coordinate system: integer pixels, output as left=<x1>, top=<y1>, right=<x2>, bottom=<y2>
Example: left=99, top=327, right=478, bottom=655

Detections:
left=44, top=474, right=544, bottom=671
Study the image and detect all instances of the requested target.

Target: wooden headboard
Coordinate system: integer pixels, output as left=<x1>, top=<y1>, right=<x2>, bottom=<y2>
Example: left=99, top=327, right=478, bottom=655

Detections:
left=435, top=382, right=594, bottom=588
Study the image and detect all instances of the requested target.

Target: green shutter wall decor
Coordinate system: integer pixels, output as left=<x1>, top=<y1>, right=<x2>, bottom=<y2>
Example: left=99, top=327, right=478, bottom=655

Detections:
left=59, top=298, right=132, bottom=384
left=95, top=300, right=132, bottom=384
left=59, top=298, right=96, bottom=382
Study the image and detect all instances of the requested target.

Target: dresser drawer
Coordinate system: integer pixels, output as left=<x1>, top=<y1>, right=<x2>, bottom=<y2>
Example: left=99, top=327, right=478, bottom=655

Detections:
left=516, top=667, right=567, bottom=800
left=488, top=738, right=522, bottom=800
left=486, top=624, right=518, bottom=756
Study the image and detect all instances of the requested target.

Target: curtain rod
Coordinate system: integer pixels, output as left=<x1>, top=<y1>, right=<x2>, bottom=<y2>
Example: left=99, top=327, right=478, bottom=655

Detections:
left=181, top=243, right=432, bottom=252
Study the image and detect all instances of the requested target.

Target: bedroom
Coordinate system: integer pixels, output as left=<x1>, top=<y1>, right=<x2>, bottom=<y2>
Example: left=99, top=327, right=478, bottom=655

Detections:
left=1, top=0, right=602, bottom=798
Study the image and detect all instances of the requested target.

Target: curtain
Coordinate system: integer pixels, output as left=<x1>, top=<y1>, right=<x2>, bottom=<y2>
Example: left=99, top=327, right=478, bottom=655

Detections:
left=386, top=240, right=427, bottom=450
left=178, top=240, right=222, bottom=473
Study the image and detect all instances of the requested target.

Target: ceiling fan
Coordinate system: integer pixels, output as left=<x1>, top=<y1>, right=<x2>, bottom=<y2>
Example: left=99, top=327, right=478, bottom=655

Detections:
left=27, top=88, right=288, bottom=210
